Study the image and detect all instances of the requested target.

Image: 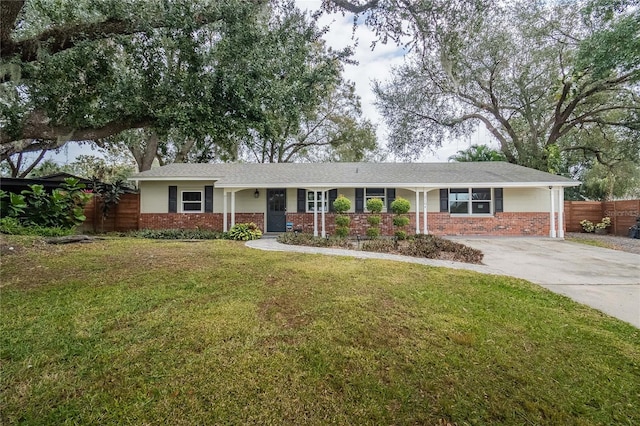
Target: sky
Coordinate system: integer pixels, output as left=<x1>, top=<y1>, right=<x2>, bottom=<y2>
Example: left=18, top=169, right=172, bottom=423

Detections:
left=46, top=0, right=490, bottom=167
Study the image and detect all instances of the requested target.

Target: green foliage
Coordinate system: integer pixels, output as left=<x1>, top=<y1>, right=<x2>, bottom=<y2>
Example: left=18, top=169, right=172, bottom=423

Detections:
left=0, top=217, right=23, bottom=234
left=392, top=216, right=410, bottom=227
left=448, top=145, right=507, bottom=162
left=335, top=214, right=351, bottom=227
left=335, top=226, right=350, bottom=238
left=0, top=190, right=27, bottom=217
left=367, top=215, right=381, bottom=226
left=228, top=223, right=262, bottom=241
left=366, top=198, right=384, bottom=214
left=0, top=217, right=74, bottom=237
left=365, top=227, right=380, bottom=238
left=92, top=178, right=131, bottom=219
left=390, top=197, right=411, bottom=215
left=333, top=195, right=351, bottom=214
left=129, top=229, right=227, bottom=240
left=2, top=178, right=92, bottom=229
left=394, top=230, right=407, bottom=240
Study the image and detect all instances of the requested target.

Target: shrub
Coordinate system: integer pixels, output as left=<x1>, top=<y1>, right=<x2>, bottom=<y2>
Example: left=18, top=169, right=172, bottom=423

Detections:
left=580, top=220, right=595, bottom=233
left=367, top=215, right=381, bottom=226
left=228, top=223, right=263, bottom=241
left=277, top=232, right=350, bottom=248
left=366, top=198, right=384, bottom=214
left=366, top=227, right=380, bottom=238
left=393, top=216, right=410, bottom=227
left=390, top=197, right=411, bottom=215
left=130, top=229, right=227, bottom=240
left=0, top=217, right=75, bottom=237
left=335, top=226, right=349, bottom=238
left=335, top=214, right=351, bottom=227
left=361, top=238, right=395, bottom=253
left=333, top=195, right=351, bottom=214
left=400, top=234, right=483, bottom=264
left=395, top=230, right=407, bottom=240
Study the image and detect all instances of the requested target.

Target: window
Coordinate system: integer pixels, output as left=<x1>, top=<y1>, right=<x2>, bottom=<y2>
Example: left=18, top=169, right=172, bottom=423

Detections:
left=181, top=191, right=203, bottom=212
left=449, top=188, right=492, bottom=215
left=307, top=191, right=328, bottom=212
left=365, top=188, right=385, bottom=211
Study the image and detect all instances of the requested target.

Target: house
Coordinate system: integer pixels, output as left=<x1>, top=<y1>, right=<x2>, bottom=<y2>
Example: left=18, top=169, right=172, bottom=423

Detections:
left=129, top=162, right=579, bottom=238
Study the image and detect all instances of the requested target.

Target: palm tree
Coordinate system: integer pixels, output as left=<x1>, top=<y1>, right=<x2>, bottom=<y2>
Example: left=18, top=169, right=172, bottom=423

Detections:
left=448, top=144, right=506, bottom=162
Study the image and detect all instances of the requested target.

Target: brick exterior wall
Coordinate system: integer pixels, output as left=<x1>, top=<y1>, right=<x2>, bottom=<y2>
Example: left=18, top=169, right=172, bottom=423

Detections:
left=139, top=213, right=264, bottom=231
left=139, top=212, right=551, bottom=236
left=285, top=212, right=552, bottom=237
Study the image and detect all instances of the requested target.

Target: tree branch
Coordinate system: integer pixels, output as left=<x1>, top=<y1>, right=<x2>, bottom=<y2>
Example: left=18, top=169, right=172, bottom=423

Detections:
left=1, top=110, right=153, bottom=156
left=324, top=0, right=381, bottom=14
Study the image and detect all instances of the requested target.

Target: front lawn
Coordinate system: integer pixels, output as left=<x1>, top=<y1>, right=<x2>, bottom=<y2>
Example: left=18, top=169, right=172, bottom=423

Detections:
left=1, top=236, right=638, bottom=425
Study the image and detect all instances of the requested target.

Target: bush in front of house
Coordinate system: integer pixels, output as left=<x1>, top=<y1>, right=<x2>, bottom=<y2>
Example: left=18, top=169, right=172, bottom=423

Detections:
left=365, top=198, right=384, bottom=239
left=0, top=217, right=75, bottom=237
left=333, top=195, right=351, bottom=238
left=228, top=222, right=262, bottom=241
left=277, top=232, right=351, bottom=248
left=391, top=197, right=411, bottom=240
left=401, top=234, right=483, bottom=264
left=130, top=228, right=228, bottom=239
left=0, top=178, right=92, bottom=231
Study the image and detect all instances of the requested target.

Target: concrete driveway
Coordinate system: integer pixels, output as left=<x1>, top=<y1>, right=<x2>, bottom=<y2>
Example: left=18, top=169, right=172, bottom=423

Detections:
left=451, top=238, right=640, bottom=328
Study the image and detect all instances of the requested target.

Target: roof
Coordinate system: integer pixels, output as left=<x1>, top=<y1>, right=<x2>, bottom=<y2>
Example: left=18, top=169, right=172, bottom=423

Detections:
left=129, top=162, right=579, bottom=188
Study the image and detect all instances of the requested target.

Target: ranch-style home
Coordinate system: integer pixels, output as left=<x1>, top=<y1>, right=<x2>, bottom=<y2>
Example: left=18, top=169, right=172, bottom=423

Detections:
left=129, top=162, right=579, bottom=238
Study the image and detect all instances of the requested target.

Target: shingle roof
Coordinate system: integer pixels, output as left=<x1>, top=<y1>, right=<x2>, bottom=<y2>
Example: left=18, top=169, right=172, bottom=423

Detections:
left=130, top=162, right=579, bottom=188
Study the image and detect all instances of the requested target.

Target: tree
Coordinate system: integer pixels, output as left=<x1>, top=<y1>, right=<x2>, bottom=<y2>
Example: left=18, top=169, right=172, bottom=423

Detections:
left=372, top=1, right=639, bottom=175
left=0, top=0, right=289, bottom=156
left=448, top=145, right=506, bottom=162
left=240, top=81, right=379, bottom=163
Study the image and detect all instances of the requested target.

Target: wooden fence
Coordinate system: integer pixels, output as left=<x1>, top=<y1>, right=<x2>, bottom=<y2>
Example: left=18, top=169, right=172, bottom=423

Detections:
left=565, top=200, right=640, bottom=236
left=82, top=193, right=140, bottom=233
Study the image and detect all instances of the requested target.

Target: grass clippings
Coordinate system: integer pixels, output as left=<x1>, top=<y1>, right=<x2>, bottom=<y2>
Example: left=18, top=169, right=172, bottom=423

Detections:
left=1, top=236, right=639, bottom=425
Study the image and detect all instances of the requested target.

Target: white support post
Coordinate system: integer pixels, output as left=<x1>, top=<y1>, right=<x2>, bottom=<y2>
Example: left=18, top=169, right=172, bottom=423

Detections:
left=321, top=190, right=326, bottom=238
left=558, top=187, right=565, bottom=239
left=549, top=187, right=556, bottom=238
left=223, top=190, right=228, bottom=232
left=423, top=189, right=428, bottom=235
left=313, top=191, right=318, bottom=237
left=415, top=189, right=420, bottom=234
left=230, top=190, right=236, bottom=229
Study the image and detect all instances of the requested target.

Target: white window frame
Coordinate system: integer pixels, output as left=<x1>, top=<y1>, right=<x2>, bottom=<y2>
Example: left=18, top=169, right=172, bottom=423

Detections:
left=364, top=188, right=386, bottom=212
left=306, top=190, right=328, bottom=212
left=181, top=190, right=203, bottom=213
left=449, top=188, right=492, bottom=215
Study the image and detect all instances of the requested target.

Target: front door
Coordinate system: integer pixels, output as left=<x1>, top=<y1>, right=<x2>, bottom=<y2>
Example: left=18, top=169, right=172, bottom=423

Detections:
left=267, top=189, right=287, bottom=232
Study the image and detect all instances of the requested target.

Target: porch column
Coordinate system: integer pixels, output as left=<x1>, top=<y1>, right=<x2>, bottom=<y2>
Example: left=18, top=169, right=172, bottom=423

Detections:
left=321, top=189, right=326, bottom=238
left=423, top=189, right=428, bottom=235
left=231, top=190, right=236, bottom=229
left=549, top=187, right=556, bottom=238
left=223, top=190, right=228, bottom=232
left=558, top=187, right=565, bottom=239
left=415, top=189, right=420, bottom=234
left=313, top=190, right=318, bottom=237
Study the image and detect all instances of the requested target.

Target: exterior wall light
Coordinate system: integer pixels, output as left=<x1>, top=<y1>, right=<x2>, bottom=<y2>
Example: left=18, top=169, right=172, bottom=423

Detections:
left=254, top=189, right=260, bottom=198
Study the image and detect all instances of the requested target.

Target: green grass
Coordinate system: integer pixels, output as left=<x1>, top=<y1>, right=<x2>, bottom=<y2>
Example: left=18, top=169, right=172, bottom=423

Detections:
left=566, top=236, right=617, bottom=250
left=1, top=236, right=639, bottom=425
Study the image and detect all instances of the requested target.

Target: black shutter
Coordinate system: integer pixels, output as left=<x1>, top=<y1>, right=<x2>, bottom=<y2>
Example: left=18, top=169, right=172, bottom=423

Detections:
left=494, top=188, right=504, bottom=213
left=386, top=188, right=396, bottom=211
left=297, top=188, right=306, bottom=213
left=439, top=188, right=449, bottom=213
left=355, top=188, right=364, bottom=213
left=329, top=189, right=338, bottom=212
left=169, top=186, right=177, bottom=213
left=204, top=185, right=214, bottom=213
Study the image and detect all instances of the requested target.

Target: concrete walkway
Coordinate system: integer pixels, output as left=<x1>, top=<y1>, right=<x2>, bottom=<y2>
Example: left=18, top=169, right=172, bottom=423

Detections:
left=246, top=238, right=640, bottom=328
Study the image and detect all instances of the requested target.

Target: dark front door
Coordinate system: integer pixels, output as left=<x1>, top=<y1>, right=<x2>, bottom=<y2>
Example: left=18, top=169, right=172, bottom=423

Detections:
left=267, top=189, right=287, bottom=232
